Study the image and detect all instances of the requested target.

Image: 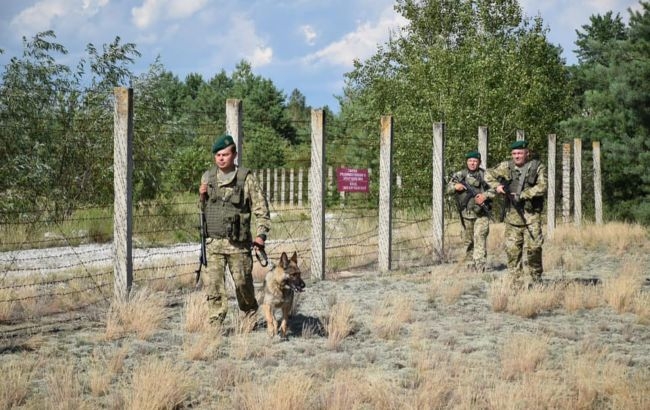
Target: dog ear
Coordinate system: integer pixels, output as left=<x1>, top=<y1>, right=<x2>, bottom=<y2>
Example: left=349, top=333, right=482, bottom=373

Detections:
left=290, top=251, right=298, bottom=263
left=280, top=252, right=289, bottom=268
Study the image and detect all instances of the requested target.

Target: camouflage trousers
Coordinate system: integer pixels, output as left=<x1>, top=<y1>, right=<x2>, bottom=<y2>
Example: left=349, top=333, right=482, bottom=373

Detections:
left=203, top=243, right=258, bottom=323
left=461, top=216, right=489, bottom=272
left=504, top=219, right=544, bottom=284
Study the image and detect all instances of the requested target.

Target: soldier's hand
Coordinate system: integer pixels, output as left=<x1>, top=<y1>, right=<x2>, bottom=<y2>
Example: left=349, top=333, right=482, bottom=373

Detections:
left=199, top=183, right=208, bottom=195
left=454, top=183, right=465, bottom=192
left=496, top=185, right=506, bottom=195
left=253, top=236, right=265, bottom=248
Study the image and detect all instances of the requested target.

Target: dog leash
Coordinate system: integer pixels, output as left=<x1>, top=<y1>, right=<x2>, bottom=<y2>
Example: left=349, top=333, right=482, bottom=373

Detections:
left=253, top=243, right=269, bottom=267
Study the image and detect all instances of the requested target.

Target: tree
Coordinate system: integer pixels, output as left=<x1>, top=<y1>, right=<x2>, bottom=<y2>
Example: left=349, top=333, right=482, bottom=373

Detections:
left=341, top=0, right=571, bottom=205
left=0, top=31, right=141, bottom=220
left=562, top=2, right=650, bottom=223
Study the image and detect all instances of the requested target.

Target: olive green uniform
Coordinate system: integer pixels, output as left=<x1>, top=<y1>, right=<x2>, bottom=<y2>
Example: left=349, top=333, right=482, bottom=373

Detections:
left=200, top=166, right=270, bottom=323
left=447, top=169, right=495, bottom=272
left=485, top=159, right=547, bottom=285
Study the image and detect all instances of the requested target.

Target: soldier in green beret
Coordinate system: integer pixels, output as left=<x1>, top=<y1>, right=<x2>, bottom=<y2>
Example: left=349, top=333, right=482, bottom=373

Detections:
left=447, top=150, right=495, bottom=273
left=198, top=134, right=271, bottom=324
left=485, top=140, right=547, bottom=288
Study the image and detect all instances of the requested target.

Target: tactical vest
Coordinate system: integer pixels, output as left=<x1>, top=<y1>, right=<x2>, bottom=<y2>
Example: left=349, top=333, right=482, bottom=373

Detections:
left=456, top=168, right=491, bottom=214
left=507, top=159, right=544, bottom=212
left=204, top=167, right=252, bottom=243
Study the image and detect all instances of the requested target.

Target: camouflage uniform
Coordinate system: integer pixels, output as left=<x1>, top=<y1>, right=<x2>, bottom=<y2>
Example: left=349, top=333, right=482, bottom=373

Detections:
left=447, top=168, right=495, bottom=272
left=485, top=158, right=547, bottom=285
left=200, top=167, right=270, bottom=323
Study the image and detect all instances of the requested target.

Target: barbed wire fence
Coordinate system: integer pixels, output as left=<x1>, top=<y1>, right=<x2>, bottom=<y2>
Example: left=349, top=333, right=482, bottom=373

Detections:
left=0, top=86, right=602, bottom=335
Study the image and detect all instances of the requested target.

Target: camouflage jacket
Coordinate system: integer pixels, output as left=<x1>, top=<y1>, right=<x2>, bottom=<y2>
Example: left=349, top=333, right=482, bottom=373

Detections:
left=485, top=159, right=547, bottom=225
left=446, top=168, right=495, bottom=219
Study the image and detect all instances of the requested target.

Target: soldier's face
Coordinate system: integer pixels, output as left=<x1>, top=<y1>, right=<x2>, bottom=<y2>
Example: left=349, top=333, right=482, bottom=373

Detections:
left=215, top=145, right=237, bottom=171
left=466, top=158, right=480, bottom=171
left=511, top=149, right=528, bottom=166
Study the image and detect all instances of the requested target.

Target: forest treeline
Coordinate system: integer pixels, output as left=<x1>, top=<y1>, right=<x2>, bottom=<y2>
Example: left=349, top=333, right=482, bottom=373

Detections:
left=1, top=0, right=649, bottom=224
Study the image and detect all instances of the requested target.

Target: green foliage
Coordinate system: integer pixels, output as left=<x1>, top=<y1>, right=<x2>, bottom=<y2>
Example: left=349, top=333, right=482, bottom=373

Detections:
left=340, top=0, right=572, bottom=207
left=562, top=2, right=650, bottom=222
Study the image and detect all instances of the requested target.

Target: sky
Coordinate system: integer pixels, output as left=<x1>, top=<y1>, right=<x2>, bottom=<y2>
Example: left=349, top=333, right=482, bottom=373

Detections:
left=0, top=0, right=643, bottom=111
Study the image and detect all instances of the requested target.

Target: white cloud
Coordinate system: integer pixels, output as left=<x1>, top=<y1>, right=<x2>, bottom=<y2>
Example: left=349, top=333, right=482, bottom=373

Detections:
left=300, top=24, right=317, bottom=46
left=9, top=0, right=108, bottom=36
left=250, top=46, right=273, bottom=67
left=131, top=0, right=208, bottom=29
left=206, top=13, right=273, bottom=69
left=302, top=5, right=407, bottom=68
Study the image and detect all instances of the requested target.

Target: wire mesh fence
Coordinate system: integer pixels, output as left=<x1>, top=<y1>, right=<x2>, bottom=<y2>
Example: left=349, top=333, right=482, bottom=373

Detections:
left=1, top=87, right=597, bottom=333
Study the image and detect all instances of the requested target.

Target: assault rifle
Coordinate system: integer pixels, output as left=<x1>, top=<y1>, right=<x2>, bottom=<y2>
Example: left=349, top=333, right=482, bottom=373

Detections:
left=195, top=193, right=208, bottom=287
left=498, top=177, right=533, bottom=238
left=451, top=176, right=493, bottom=222
left=451, top=177, right=492, bottom=228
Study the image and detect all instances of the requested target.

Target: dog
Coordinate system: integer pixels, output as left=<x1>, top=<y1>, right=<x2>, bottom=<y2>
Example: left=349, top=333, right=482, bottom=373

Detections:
left=259, top=251, right=305, bottom=338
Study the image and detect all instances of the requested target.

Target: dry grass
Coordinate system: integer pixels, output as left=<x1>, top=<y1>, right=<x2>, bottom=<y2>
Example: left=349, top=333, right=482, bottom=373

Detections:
left=44, top=362, right=85, bottom=410
left=88, top=352, right=111, bottom=397
left=0, top=221, right=648, bottom=409
left=429, top=264, right=475, bottom=305
left=562, top=282, right=602, bottom=312
left=507, top=284, right=562, bottom=318
left=550, top=221, right=648, bottom=254
left=372, top=294, right=414, bottom=340
left=0, top=355, right=36, bottom=409
left=563, top=345, right=650, bottom=409
left=500, top=333, right=550, bottom=380
left=603, top=261, right=644, bottom=313
left=183, top=291, right=211, bottom=333
left=183, top=328, right=223, bottom=361
left=104, top=287, right=167, bottom=340
left=0, top=289, right=16, bottom=322
left=488, top=276, right=511, bottom=312
left=123, top=358, right=193, bottom=410
left=233, top=371, right=314, bottom=410
left=325, top=300, right=354, bottom=350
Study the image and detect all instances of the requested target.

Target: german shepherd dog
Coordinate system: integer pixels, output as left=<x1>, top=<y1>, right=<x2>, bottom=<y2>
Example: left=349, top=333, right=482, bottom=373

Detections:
left=260, top=251, right=305, bottom=338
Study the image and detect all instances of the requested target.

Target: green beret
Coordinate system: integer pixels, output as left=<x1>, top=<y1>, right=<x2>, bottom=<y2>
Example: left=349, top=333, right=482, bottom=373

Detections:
left=465, top=150, right=481, bottom=160
left=212, top=134, right=235, bottom=154
left=510, top=140, right=528, bottom=150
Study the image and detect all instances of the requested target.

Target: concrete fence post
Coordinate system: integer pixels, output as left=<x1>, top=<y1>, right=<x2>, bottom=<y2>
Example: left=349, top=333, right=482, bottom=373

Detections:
left=310, top=110, right=326, bottom=280
left=113, top=87, right=134, bottom=302
left=378, top=116, right=393, bottom=272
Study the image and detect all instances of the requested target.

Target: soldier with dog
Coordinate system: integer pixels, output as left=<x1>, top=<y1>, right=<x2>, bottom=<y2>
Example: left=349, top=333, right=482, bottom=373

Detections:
left=485, top=140, right=547, bottom=287
left=447, top=150, right=495, bottom=273
left=198, top=134, right=271, bottom=324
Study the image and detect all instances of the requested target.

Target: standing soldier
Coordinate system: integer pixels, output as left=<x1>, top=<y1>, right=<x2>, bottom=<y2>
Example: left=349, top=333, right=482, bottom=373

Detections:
left=485, top=140, right=547, bottom=287
left=447, top=151, right=495, bottom=273
left=199, top=134, right=271, bottom=324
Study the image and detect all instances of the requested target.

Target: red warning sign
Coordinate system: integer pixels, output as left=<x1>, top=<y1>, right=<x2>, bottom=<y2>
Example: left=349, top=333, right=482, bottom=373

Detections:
left=336, top=167, right=369, bottom=193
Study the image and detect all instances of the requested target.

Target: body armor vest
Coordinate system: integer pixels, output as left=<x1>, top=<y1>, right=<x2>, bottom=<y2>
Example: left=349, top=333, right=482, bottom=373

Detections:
left=507, top=159, right=543, bottom=212
left=456, top=169, right=491, bottom=215
left=204, top=167, right=252, bottom=243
